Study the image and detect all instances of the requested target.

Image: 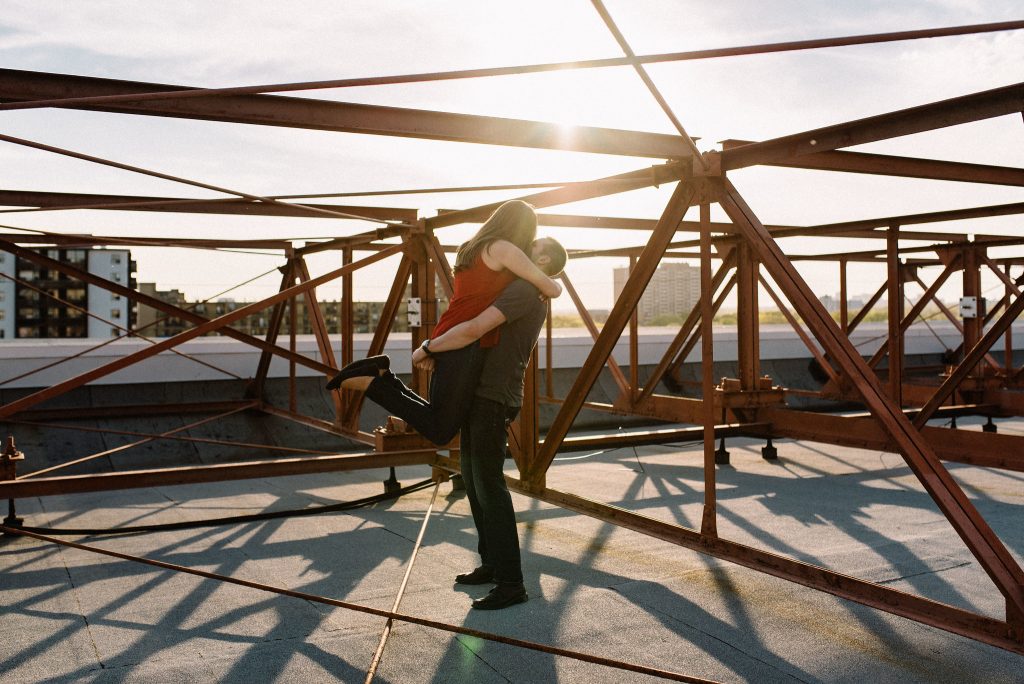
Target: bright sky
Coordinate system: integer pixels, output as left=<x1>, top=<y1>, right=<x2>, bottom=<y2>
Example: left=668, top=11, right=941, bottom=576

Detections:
left=1, top=1, right=1022, bottom=312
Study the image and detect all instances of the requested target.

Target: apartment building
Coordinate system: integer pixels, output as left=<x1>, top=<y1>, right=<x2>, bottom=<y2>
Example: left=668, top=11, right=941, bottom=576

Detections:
left=613, top=260, right=701, bottom=324
left=0, top=247, right=135, bottom=339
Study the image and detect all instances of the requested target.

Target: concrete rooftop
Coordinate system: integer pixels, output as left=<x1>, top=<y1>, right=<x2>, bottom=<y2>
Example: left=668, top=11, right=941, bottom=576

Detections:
left=2, top=416, right=1023, bottom=683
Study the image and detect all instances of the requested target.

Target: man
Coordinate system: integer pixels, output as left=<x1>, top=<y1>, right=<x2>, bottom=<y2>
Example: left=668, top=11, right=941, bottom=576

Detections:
left=412, top=237, right=568, bottom=610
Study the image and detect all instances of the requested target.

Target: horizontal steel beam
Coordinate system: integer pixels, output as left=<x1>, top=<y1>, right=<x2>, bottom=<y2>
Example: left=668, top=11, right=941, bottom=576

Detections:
left=0, top=68, right=693, bottom=159
left=4, top=21, right=1022, bottom=115
left=0, top=449, right=436, bottom=498
left=720, top=139, right=1024, bottom=186
left=554, top=423, right=768, bottom=452
left=763, top=408, right=1024, bottom=472
left=721, top=82, right=1024, bottom=170
left=0, top=189, right=418, bottom=222
left=767, top=201, right=1024, bottom=240
left=427, top=162, right=686, bottom=229
left=537, top=211, right=795, bottom=234
left=0, top=231, right=292, bottom=250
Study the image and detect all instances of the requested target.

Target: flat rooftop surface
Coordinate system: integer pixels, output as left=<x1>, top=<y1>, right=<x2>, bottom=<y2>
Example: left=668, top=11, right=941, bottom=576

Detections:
left=2, top=416, right=1023, bottom=682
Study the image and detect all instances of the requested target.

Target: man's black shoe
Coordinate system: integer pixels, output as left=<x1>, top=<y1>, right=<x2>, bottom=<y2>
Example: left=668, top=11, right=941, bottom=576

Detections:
left=471, top=582, right=527, bottom=610
left=326, top=355, right=390, bottom=390
left=455, top=566, right=494, bottom=585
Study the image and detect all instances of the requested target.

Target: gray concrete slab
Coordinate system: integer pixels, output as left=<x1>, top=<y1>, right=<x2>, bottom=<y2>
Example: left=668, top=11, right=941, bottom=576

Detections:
left=3, top=420, right=1024, bottom=683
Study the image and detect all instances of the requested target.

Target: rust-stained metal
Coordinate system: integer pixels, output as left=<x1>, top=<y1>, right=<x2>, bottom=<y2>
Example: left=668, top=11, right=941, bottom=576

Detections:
left=719, top=139, right=1024, bottom=186
left=3, top=16, right=1024, bottom=663
left=699, top=200, right=717, bottom=537
left=2, top=21, right=1021, bottom=116
left=914, top=291, right=1024, bottom=427
left=0, top=449, right=436, bottom=499
left=721, top=82, right=1024, bottom=170
left=531, top=180, right=700, bottom=481
left=0, top=69, right=696, bottom=160
left=866, top=257, right=958, bottom=370
left=887, top=226, right=904, bottom=404
left=0, top=132, right=408, bottom=226
left=719, top=179, right=1024, bottom=626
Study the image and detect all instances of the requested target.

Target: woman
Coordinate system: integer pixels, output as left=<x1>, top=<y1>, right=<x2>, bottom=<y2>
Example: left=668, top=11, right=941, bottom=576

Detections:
left=326, top=200, right=561, bottom=445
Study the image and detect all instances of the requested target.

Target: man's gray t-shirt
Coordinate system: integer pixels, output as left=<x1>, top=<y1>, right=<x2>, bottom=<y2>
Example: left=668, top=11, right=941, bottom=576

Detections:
left=475, top=279, right=547, bottom=407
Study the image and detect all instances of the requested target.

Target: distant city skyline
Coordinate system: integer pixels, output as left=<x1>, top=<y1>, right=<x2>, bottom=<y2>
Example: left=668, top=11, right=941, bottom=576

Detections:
left=3, top=243, right=985, bottom=340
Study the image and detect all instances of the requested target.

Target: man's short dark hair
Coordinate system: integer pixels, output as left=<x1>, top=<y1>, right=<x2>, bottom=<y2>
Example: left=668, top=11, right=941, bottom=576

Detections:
left=536, top=238, right=568, bottom=276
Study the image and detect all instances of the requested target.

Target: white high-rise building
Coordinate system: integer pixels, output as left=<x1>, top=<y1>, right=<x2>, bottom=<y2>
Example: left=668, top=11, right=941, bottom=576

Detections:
left=0, top=251, right=14, bottom=340
left=86, top=249, right=132, bottom=338
left=613, top=261, right=701, bottom=324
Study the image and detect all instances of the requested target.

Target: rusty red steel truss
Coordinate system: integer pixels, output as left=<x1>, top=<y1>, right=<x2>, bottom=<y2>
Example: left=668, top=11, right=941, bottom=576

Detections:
left=1, top=15, right=1024, bottom=659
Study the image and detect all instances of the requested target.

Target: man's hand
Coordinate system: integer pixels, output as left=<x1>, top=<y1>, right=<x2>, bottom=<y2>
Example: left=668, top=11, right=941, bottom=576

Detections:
left=412, top=346, right=434, bottom=370
left=412, top=346, right=427, bottom=365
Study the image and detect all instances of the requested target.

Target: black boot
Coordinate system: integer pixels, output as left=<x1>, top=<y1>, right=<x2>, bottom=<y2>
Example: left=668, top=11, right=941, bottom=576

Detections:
left=472, top=582, right=527, bottom=610
left=326, top=355, right=390, bottom=390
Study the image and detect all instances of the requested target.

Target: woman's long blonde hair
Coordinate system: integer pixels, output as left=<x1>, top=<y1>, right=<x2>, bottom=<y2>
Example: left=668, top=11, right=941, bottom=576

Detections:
left=454, top=200, right=537, bottom=273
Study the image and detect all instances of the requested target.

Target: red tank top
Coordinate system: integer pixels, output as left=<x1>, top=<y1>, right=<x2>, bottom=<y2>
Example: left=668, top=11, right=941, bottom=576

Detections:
left=432, top=254, right=516, bottom=348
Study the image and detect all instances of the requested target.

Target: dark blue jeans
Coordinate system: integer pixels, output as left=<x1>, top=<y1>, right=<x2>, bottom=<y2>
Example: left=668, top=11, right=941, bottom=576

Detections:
left=460, top=397, right=522, bottom=584
left=363, top=343, right=484, bottom=446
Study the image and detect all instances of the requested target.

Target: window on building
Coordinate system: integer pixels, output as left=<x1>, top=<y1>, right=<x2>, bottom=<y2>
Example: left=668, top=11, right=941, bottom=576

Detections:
left=110, top=309, right=121, bottom=319
left=67, top=250, right=86, bottom=265
left=0, top=310, right=4, bottom=320
left=112, top=255, right=122, bottom=265
left=110, top=328, right=119, bottom=337
left=112, top=294, right=121, bottom=301
left=112, top=272, right=122, bottom=282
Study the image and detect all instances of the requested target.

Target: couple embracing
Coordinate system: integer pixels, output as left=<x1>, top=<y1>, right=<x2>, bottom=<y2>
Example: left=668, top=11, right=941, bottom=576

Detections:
left=328, top=200, right=566, bottom=610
